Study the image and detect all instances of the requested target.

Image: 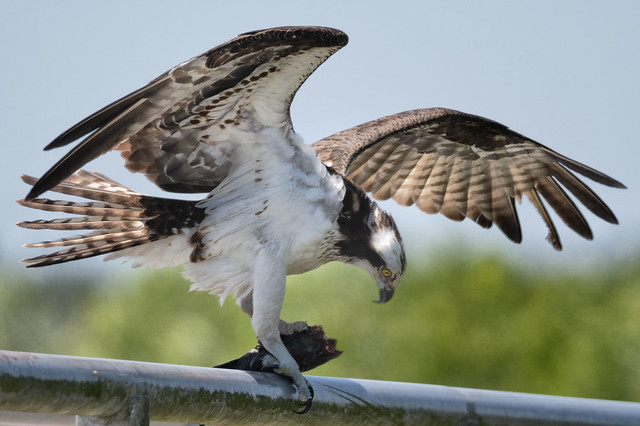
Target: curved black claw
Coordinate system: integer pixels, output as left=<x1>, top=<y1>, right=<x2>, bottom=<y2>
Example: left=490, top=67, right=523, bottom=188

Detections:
left=258, top=361, right=279, bottom=373
left=294, top=384, right=314, bottom=415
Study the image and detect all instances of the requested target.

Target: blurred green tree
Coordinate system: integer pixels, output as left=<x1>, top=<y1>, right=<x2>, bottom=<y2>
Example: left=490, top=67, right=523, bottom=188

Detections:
left=1, top=251, right=638, bottom=402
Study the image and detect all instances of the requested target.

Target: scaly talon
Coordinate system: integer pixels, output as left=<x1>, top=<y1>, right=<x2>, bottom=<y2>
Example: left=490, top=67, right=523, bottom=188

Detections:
left=256, top=353, right=279, bottom=372
left=294, top=384, right=314, bottom=414
left=279, top=320, right=308, bottom=336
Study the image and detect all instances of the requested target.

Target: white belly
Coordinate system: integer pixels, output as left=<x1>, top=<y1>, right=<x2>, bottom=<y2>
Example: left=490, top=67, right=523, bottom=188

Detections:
left=183, top=129, right=344, bottom=303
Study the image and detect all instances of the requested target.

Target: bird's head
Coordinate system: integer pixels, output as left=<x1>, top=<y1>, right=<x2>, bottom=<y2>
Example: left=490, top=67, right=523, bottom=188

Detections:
left=336, top=181, right=406, bottom=303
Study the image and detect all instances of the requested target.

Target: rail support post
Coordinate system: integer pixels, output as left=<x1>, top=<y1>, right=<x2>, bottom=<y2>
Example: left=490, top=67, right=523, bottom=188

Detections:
left=75, top=395, right=149, bottom=426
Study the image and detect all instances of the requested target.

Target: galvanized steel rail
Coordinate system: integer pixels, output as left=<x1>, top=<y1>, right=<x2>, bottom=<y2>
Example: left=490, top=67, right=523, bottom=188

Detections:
left=1, top=350, right=639, bottom=425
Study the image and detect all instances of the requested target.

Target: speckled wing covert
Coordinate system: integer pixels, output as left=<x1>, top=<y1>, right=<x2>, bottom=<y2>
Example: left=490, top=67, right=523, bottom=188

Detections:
left=312, top=108, right=626, bottom=250
left=25, top=26, right=348, bottom=200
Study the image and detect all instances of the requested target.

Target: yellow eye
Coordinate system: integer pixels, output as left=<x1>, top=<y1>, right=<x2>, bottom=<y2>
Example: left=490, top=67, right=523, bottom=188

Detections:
left=381, top=268, right=392, bottom=277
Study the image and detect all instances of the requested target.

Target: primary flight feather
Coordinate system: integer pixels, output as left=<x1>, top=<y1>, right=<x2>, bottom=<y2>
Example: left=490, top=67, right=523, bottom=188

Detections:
left=18, top=26, right=624, bottom=412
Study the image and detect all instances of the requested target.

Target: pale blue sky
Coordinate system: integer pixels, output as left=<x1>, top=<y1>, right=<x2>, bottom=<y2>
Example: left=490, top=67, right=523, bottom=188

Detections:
left=1, top=1, right=638, bottom=280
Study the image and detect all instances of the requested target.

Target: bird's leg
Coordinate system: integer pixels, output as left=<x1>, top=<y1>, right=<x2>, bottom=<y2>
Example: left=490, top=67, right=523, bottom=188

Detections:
left=250, top=246, right=313, bottom=413
left=240, top=293, right=308, bottom=337
left=255, top=320, right=310, bottom=371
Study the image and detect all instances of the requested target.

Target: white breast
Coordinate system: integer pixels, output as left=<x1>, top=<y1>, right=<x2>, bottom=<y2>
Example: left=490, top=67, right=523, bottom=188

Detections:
left=183, top=127, right=345, bottom=304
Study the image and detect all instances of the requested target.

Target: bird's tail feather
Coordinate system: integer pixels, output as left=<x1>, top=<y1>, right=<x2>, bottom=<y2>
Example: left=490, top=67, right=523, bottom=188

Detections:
left=18, top=170, right=204, bottom=267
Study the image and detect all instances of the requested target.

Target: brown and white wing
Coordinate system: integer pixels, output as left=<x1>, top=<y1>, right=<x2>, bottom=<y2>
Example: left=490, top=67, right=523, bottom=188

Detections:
left=312, top=107, right=625, bottom=250
left=26, top=26, right=348, bottom=200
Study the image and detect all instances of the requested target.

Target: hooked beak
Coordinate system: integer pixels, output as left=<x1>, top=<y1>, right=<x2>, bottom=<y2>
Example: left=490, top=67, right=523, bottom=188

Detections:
left=375, top=282, right=395, bottom=304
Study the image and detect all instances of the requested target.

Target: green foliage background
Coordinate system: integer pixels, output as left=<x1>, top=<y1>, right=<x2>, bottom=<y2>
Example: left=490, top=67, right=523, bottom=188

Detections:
left=1, top=251, right=639, bottom=402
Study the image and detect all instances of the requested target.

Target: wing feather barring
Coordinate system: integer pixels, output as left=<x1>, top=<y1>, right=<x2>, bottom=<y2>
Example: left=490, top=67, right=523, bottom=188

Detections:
left=18, top=26, right=624, bottom=412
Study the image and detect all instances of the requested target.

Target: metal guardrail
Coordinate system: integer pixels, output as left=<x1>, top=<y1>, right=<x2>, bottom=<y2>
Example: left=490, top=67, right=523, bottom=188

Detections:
left=1, top=349, right=639, bottom=425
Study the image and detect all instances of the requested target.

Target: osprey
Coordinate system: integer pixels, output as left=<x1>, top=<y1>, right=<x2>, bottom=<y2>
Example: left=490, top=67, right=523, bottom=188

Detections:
left=19, top=26, right=624, bottom=412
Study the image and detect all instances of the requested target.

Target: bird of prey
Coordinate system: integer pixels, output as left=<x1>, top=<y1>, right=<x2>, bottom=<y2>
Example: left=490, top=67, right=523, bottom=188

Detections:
left=18, top=26, right=624, bottom=412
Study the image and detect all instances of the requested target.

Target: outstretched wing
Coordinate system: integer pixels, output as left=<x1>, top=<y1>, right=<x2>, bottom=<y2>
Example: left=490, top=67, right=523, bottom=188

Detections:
left=312, top=107, right=625, bottom=250
left=26, top=26, right=348, bottom=200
